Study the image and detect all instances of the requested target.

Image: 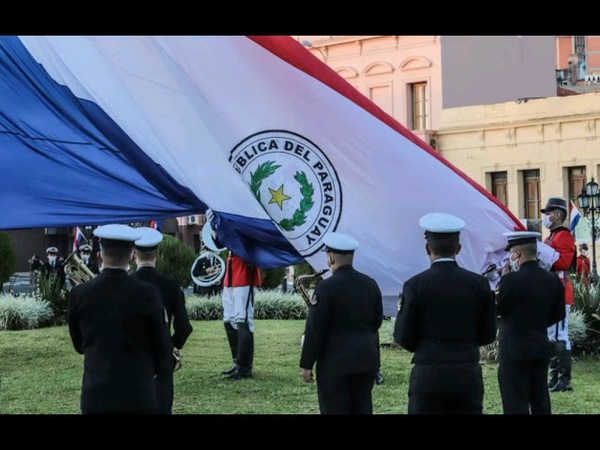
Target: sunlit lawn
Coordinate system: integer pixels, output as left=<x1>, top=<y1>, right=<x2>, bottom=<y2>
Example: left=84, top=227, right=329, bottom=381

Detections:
left=1, top=319, right=599, bottom=414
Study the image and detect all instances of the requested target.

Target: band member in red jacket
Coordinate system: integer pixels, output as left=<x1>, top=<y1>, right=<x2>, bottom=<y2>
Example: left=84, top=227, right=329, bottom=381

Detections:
left=540, top=197, right=576, bottom=392
left=205, top=210, right=262, bottom=380
left=576, top=243, right=591, bottom=287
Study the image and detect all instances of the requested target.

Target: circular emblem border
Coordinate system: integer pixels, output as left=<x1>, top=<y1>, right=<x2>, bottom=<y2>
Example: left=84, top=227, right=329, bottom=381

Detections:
left=229, top=130, right=343, bottom=256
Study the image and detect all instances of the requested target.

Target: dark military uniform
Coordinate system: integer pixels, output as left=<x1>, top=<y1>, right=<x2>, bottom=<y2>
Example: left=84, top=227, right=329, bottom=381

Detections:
left=394, top=259, right=497, bottom=414
left=300, top=265, right=383, bottom=414
left=83, top=259, right=100, bottom=275
left=132, top=266, right=193, bottom=414
left=41, top=259, right=66, bottom=289
left=496, top=260, right=566, bottom=414
left=68, top=269, right=173, bottom=414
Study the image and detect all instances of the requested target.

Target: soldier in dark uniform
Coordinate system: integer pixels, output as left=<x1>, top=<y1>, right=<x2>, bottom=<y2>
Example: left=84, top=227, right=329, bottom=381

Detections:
left=78, top=244, right=100, bottom=275
left=40, top=246, right=66, bottom=289
left=300, top=231, right=383, bottom=414
left=496, top=231, right=565, bottom=414
left=68, top=224, right=172, bottom=414
left=132, top=227, right=193, bottom=414
left=393, top=212, right=497, bottom=414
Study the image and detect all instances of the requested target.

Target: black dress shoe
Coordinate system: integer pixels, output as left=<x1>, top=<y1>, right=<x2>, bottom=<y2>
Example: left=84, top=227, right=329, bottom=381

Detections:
left=221, top=365, right=238, bottom=376
left=549, top=381, right=573, bottom=392
left=375, top=372, right=385, bottom=385
left=223, top=368, right=253, bottom=380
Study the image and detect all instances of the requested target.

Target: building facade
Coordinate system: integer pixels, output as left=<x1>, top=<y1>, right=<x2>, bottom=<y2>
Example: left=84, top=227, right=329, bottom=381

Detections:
left=296, top=35, right=600, bottom=249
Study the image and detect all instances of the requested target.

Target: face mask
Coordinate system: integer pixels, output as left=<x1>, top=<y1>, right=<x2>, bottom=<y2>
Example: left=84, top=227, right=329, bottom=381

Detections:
left=81, top=255, right=90, bottom=263
left=542, top=214, right=553, bottom=229
left=581, top=250, right=588, bottom=257
left=48, top=256, right=56, bottom=263
left=510, top=252, right=520, bottom=272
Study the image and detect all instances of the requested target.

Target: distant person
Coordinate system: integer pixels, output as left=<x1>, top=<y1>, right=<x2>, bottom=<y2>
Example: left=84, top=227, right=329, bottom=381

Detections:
left=28, top=253, right=42, bottom=290
left=40, top=246, right=66, bottom=290
left=300, top=231, right=383, bottom=414
left=68, top=224, right=172, bottom=414
left=132, top=227, right=193, bottom=414
left=497, top=231, right=566, bottom=414
left=394, top=212, right=497, bottom=414
left=576, top=243, right=591, bottom=287
left=540, top=197, right=576, bottom=392
left=78, top=244, right=100, bottom=275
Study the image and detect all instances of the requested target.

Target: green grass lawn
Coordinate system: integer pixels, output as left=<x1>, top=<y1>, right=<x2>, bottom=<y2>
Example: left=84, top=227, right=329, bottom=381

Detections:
left=1, top=319, right=599, bottom=414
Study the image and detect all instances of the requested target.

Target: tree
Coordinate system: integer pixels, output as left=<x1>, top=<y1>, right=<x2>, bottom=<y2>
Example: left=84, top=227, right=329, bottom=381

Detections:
left=260, top=266, right=287, bottom=290
left=0, top=232, right=17, bottom=293
left=157, top=234, right=197, bottom=288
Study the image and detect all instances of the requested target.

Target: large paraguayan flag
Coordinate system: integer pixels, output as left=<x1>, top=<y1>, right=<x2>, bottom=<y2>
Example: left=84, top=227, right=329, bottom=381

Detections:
left=0, top=36, right=526, bottom=297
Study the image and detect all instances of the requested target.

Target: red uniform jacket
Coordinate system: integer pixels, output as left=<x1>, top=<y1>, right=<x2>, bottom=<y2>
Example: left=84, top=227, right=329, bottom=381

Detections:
left=223, top=252, right=262, bottom=288
left=544, top=226, right=576, bottom=305
left=577, top=254, right=591, bottom=286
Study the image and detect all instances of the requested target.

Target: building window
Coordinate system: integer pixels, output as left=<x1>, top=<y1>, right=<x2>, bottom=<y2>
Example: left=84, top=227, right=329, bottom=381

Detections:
left=568, top=166, right=586, bottom=202
left=523, top=169, right=541, bottom=220
left=574, top=36, right=586, bottom=55
left=409, top=82, right=428, bottom=131
left=491, top=171, right=508, bottom=207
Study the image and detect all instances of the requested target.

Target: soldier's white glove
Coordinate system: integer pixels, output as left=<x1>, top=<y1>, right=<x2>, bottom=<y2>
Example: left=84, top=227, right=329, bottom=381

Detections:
left=204, top=208, right=218, bottom=240
left=205, top=208, right=215, bottom=225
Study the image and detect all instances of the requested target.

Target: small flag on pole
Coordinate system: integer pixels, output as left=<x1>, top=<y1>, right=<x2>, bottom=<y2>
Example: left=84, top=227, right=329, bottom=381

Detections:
left=73, top=226, right=87, bottom=251
left=570, top=199, right=582, bottom=235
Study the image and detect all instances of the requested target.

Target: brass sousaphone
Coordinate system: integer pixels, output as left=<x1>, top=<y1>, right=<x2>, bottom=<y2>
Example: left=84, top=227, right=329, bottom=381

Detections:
left=190, top=223, right=226, bottom=288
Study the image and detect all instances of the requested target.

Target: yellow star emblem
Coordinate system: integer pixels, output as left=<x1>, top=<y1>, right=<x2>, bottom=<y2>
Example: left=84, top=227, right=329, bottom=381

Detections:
left=268, top=184, right=291, bottom=210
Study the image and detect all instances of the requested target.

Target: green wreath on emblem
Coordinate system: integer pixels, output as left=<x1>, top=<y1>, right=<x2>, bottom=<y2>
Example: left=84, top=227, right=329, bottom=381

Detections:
left=249, top=161, right=314, bottom=232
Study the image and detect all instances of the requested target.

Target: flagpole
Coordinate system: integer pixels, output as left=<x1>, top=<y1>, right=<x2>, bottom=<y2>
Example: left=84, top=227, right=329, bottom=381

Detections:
left=577, top=177, right=600, bottom=285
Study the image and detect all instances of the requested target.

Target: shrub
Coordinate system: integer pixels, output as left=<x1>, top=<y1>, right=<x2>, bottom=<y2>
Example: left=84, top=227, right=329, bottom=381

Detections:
left=185, top=290, right=307, bottom=321
left=0, top=232, right=17, bottom=291
left=571, top=278, right=600, bottom=335
left=260, top=266, right=287, bottom=290
left=157, top=234, right=197, bottom=289
left=569, top=308, right=588, bottom=347
left=185, top=295, right=223, bottom=321
left=37, top=273, right=69, bottom=322
left=0, top=294, right=54, bottom=330
left=254, top=290, right=307, bottom=319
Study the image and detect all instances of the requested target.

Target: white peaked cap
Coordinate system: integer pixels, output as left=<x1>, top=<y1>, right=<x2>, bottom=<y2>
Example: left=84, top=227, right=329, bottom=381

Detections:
left=135, top=227, right=164, bottom=250
left=322, top=231, right=359, bottom=253
left=93, top=224, right=141, bottom=246
left=419, top=212, right=466, bottom=233
left=503, top=231, right=541, bottom=250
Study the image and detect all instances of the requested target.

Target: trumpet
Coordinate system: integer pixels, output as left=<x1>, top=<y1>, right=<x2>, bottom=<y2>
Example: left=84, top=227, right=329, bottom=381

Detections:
left=64, top=252, right=96, bottom=285
left=295, top=269, right=329, bottom=307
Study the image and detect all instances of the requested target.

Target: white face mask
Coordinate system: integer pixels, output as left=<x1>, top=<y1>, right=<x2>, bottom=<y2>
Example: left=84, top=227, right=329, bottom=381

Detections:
left=581, top=250, right=588, bottom=257
left=81, top=254, right=90, bottom=263
left=510, top=252, right=520, bottom=272
left=48, top=256, right=57, bottom=264
left=542, top=214, right=554, bottom=229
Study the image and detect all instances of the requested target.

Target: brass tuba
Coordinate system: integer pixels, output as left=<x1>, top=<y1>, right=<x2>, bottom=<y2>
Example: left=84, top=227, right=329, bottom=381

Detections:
left=295, top=269, right=329, bottom=307
left=190, top=223, right=226, bottom=288
left=64, top=252, right=96, bottom=286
